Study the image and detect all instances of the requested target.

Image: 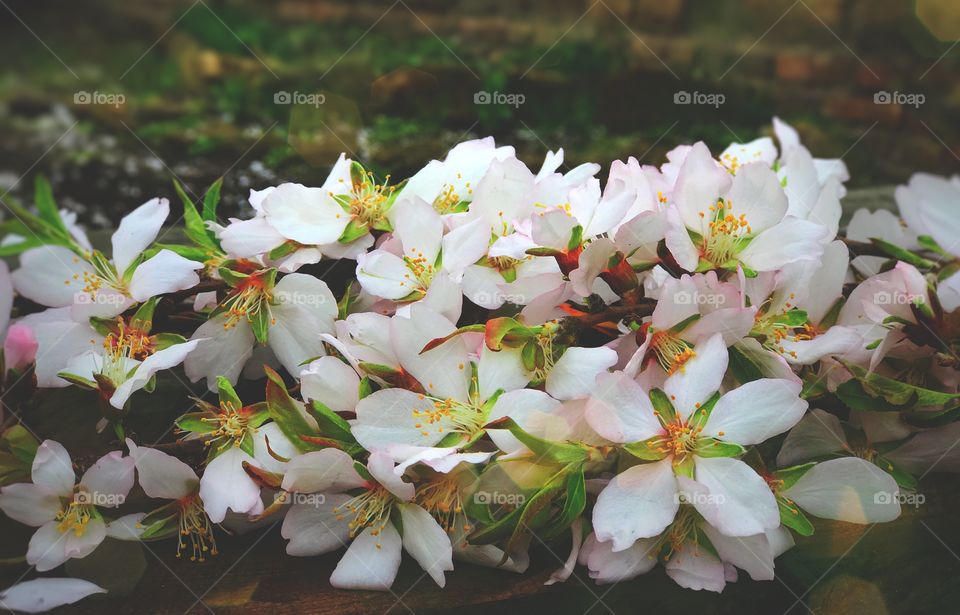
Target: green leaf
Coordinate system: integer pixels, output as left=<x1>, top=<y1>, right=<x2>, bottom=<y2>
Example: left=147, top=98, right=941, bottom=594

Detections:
left=307, top=399, right=355, bottom=444
left=202, top=177, right=223, bottom=222
left=540, top=468, right=587, bottom=540
left=0, top=237, right=45, bottom=256
left=173, top=179, right=217, bottom=250
left=772, top=308, right=808, bottom=328
left=649, top=388, right=677, bottom=424
left=131, top=298, right=158, bottom=330
left=567, top=225, right=584, bottom=250
left=903, top=403, right=960, bottom=427
left=873, top=455, right=918, bottom=491
left=338, top=219, right=370, bottom=243
left=869, top=237, right=936, bottom=269
left=34, top=175, right=69, bottom=237
left=216, top=377, right=243, bottom=409
left=358, top=376, right=374, bottom=400
left=729, top=344, right=763, bottom=385
left=694, top=438, right=745, bottom=458
left=175, top=412, right=217, bottom=434
left=56, top=372, right=98, bottom=390
left=841, top=360, right=960, bottom=408
left=774, top=462, right=816, bottom=491
left=778, top=497, right=814, bottom=536
left=250, top=305, right=271, bottom=345
left=483, top=417, right=588, bottom=464
left=264, top=366, right=317, bottom=451
left=836, top=380, right=904, bottom=412
left=623, top=438, right=669, bottom=461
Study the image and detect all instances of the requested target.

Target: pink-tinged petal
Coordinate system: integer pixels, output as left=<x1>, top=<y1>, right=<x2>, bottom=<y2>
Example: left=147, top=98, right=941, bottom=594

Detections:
left=0, top=260, right=12, bottom=334
left=782, top=457, right=901, bottom=524
left=0, top=483, right=62, bottom=526
left=31, top=441, right=74, bottom=497
left=106, top=513, right=147, bottom=541
left=69, top=287, right=134, bottom=321
left=356, top=250, right=412, bottom=300
left=252, top=423, right=300, bottom=474
left=390, top=446, right=493, bottom=475
left=183, top=314, right=255, bottom=392
left=282, top=496, right=352, bottom=556
left=586, top=372, right=662, bottom=444
left=664, top=206, right=700, bottom=271
left=779, top=326, right=862, bottom=366
left=691, top=457, right=779, bottom=536
left=530, top=209, right=578, bottom=251
left=725, top=162, right=788, bottom=234
left=0, top=577, right=106, bottom=613
left=478, top=344, right=528, bottom=401
left=300, top=356, right=360, bottom=413
left=703, top=379, right=807, bottom=445
left=398, top=503, right=454, bottom=587
left=79, top=451, right=135, bottom=505
left=683, top=307, right=754, bottom=346
left=593, top=458, right=679, bottom=551
left=582, top=533, right=659, bottom=584
left=128, top=249, right=202, bottom=301
left=111, top=198, right=169, bottom=272
left=665, top=543, right=725, bottom=592
left=546, top=345, right=617, bottom=401
left=390, top=305, right=470, bottom=402
left=281, top=449, right=366, bottom=494
left=330, top=523, right=402, bottom=591
left=218, top=216, right=285, bottom=258
left=441, top=217, right=490, bottom=277
left=395, top=198, right=443, bottom=267
left=12, top=246, right=94, bottom=308
left=418, top=271, right=463, bottom=323
left=720, top=137, right=777, bottom=170
left=19, top=308, right=104, bottom=388
left=651, top=276, right=701, bottom=330
left=367, top=452, right=414, bottom=501
left=738, top=217, right=827, bottom=272
left=262, top=183, right=349, bottom=245
left=126, top=439, right=198, bottom=500
left=569, top=238, right=617, bottom=298
left=63, top=517, right=106, bottom=561
left=199, top=448, right=263, bottom=523
left=886, top=422, right=960, bottom=474
left=4, top=323, right=38, bottom=371
left=663, top=333, right=727, bottom=420
left=673, top=142, right=731, bottom=233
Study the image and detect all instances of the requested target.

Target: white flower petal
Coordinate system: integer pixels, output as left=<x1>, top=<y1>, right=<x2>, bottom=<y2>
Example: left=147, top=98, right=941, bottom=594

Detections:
left=546, top=345, right=617, bottom=401
left=663, top=333, right=727, bottom=420
left=79, top=451, right=135, bottom=505
left=198, top=448, right=264, bottom=523
left=330, top=523, right=402, bottom=591
left=31, top=441, right=74, bottom=497
left=262, top=183, right=349, bottom=245
left=126, top=439, right=198, bottom=500
left=703, top=379, right=807, bottom=445
left=12, top=246, right=93, bottom=308
left=0, top=578, right=106, bottom=613
left=692, top=457, right=779, bottom=537
left=300, top=356, right=360, bottom=413
left=586, top=371, right=662, bottom=444
left=128, top=249, right=202, bottom=301
left=398, top=503, right=454, bottom=587
left=280, top=449, right=366, bottom=494
left=593, top=458, right=679, bottom=551
left=782, top=457, right=901, bottom=524
left=111, top=198, right=169, bottom=273
left=184, top=315, right=255, bottom=392
left=0, top=483, right=62, bottom=527
left=390, top=305, right=470, bottom=402
left=282, top=496, right=352, bottom=556
left=111, top=339, right=203, bottom=408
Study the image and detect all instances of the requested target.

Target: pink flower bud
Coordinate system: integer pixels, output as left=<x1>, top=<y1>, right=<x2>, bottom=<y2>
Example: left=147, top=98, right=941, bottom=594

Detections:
left=4, top=324, right=38, bottom=371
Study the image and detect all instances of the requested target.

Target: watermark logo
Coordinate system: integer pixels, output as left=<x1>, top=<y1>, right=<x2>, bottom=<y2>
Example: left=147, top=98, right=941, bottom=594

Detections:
left=274, top=290, right=330, bottom=307
left=674, top=90, right=725, bottom=108
left=675, top=492, right=726, bottom=506
left=274, top=91, right=326, bottom=107
left=873, top=290, right=925, bottom=306
left=474, top=91, right=525, bottom=108
left=74, top=490, right=125, bottom=507
left=673, top=290, right=726, bottom=307
left=73, top=291, right=127, bottom=307
left=474, top=490, right=525, bottom=506
left=874, top=91, right=924, bottom=108
left=472, top=291, right=527, bottom=306
left=279, top=492, right=326, bottom=507
left=74, top=91, right=126, bottom=109
left=874, top=491, right=924, bottom=508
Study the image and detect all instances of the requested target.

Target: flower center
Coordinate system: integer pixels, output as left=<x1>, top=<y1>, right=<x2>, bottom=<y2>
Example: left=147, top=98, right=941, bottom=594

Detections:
left=659, top=506, right=699, bottom=562
left=346, top=174, right=394, bottom=226
left=56, top=496, right=94, bottom=537
left=659, top=419, right=702, bottom=461
left=412, top=395, right=486, bottom=441
left=415, top=476, right=471, bottom=539
left=400, top=251, right=435, bottom=294
left=432, top=177, right=473, bottom=214
left=649, top=329, right=696, bottom=374
left=177, top=494, right=218, bottom=561
left=699, top=200, right=752, bottom=265
left=222, top=274, right=273, bottom=330
left=203, top=404, right=250, bottom=448
left=333, top=486, right=394, bottom=543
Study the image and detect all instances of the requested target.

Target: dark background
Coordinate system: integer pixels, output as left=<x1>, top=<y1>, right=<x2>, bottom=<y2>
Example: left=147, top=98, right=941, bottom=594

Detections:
left=1, top=0, right=959, bottom=226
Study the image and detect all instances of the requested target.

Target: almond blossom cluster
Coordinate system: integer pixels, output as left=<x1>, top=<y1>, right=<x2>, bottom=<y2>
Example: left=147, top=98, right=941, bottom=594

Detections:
left=1, top=117, right=959, bottom=610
